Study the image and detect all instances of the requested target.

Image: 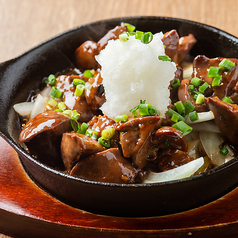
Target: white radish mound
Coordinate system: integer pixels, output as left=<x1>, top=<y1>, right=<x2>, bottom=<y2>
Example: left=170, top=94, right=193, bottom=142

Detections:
left=96, top=33, right=177, bottom=119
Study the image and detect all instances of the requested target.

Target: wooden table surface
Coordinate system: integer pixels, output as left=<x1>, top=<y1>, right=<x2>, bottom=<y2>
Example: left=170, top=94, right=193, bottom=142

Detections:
left=0, top=0, right=238, bottom=237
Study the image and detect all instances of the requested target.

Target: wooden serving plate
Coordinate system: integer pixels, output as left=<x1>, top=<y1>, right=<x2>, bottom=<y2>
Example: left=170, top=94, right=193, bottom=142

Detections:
left=0, top=137, right=238, bottom=237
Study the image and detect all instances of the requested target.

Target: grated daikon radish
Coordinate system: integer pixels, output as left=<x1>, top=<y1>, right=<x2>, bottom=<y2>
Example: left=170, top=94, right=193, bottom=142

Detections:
left=96, top=33, right=177, bottom=119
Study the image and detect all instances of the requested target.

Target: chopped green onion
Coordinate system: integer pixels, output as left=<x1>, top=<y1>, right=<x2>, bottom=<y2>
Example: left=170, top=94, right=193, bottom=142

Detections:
left=190, top=77, right=202, bottom=87
left=167, top=108, right=185, bottom=122
left=83, top=70, right=94, bottom=78
left=131, top=109, right=137, bottom=117
left=101, top=127, right=115, bottom=140
left=50, top=86, right=62, bottom=98
left=199, top=82, right=210, bottom=94
left=139, top=103, right=151, bottom=116
left=189, top=111, right=199, bottom=122
left=207, top=66, right=220, bottom=77
left=183, top=100, right=195, bottom=115
left=172, top=121, right=193, bottom=136
left=171, top=113, right=179, bottom=122
left=71, top=118, right=80, bottom=133
left=219, top=59, right=235, bottom=71
left=189, top=84, right=195, bottom=92
left=98, top=137, right=111, bottom=148
left=123, top=23, right=136, bottom=32
left=222, top=96, right=234, bottom=104
left=195, top=94, right=205, bottom=104
left=119, top=32, right=130, bottom=42
left=171, top=78, right=180, bottom=88
left=48, top=97, right=58, bottom=107
left=141, top=32, right=153, bottom=44
left=55, top=109, right=63, bottom=112
left=115, top=114, right=128, bottom=122
left=219, top=146, right=229, bottom=156
left=58, top=102, right=66, bottom=110
left=174, top=101, right=185, bottom=114
left=148, top=106, right=159, bottom=116
left=80, top=122, right=89, bottom=134
left=73, top=78, right=85, bottom=86
left=85, top=129, right=98, bottom=140
left=212, top=75, right=222, bottom=87
left=48, top=74, right=56, bottom=86
left=135, top=30, right=144, bottom=40
left=63, top=110, right=80, bottom=120
left=75, top=84, right=85, bottom=97
left=158, top=55, right=172, bottom=62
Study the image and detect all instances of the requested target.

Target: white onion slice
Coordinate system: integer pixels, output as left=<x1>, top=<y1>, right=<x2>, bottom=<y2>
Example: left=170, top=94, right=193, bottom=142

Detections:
left=186, top=111, right=214, bottom=124
left=30, top=94, right=46, bottom=119
left=143, top=157, right=204, bottom=184
left=199, top=131, right=234, bottom=166
left=182, top=62, right=193, bottom=79
left=13, top=102, right=34, bottom=117
left=190, top=121, right=220, bottom=133
left=40, top=86, right=51, bottom=100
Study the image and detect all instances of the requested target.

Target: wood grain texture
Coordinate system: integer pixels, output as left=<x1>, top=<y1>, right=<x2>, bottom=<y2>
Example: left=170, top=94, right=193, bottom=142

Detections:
left=0, top=0, right=238, bottom=237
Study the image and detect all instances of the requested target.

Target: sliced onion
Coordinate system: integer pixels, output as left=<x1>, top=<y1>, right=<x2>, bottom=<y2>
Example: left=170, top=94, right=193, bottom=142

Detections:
left=143, top=157, right=204, bottom=184
left=186, top=111, right=214, bottom=124
left=182, top=62, right=193, bottom=79
left=199, top=131, right=234, bottom=166
left=190, top=121, right=220, bottom=133
left=13, top=102, right=34, bottom=117
left=30, top=94, right=46, bottom=119
left=40, top=86, right=51, bottom=100
left=187, top=139, right=200, bottom=158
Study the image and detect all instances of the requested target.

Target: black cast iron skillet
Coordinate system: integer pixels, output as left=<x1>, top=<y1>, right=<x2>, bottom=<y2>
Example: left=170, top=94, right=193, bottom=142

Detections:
left=0, top=16, right=238, bottom=218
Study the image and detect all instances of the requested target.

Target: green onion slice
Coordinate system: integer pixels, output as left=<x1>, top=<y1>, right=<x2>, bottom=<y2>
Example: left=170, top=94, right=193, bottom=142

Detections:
left=174, top=101, right=185, bottom=115
left=167, top=108, right=185, bottom=122
left=73, top=78, right=85, bottom=86
left=188, top=111, right=199, bottom=122
left=172, top=121, right=193, bottom=136
left=158, top=55, right=172, bottom=62
left=48, top=97, right=58, bottom=107
left=207, top=66, right=220, bottom=77
left=189, top=84, right=195, bottom=92
left=195, top=94, right=205, bottom=104
left=219, top=59, right=235, bottom=71
left=222, top=96, right=234, bottom=104
left=171, top=78, right=180, bottom=88
left=98, top=137, right=111, bottom=148
left=119, top=32, right=130, bottom=42
left=48, top=74, right=56, bottom=86
left=85, top=129, right=98, bottom=140
left=123, top=23, right=136, bottom=32
left=58, top=102, right=66, bottom=110
left=135, top=30, right=144, bottom=40
left=171, top=113, right=179, bottom=123
left=115, top=114, right=128, bottom=122
left=83, top=70, right=94, bottom=78
left=50, top=86, right=62, bottom=98
left=183, top=100, right=195, bottom=115
left=75, top=84, right=85, bottom=97
left=101, top=127, right=115, bottom=140
left=199, top=82, right=210, bottom=94
left=80, top=122, right=89, bottom=134
left=219, top=146, right=229, bottom=156
left=141, top=32, right=153, bottom=44
left=212, top=75, right=222, bottom=87
left=190, top=77, right=202, bottom=87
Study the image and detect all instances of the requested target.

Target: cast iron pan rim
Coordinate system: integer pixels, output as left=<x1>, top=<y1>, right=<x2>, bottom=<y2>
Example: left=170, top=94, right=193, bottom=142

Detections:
left=1, top=15, right=238, bottom=189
